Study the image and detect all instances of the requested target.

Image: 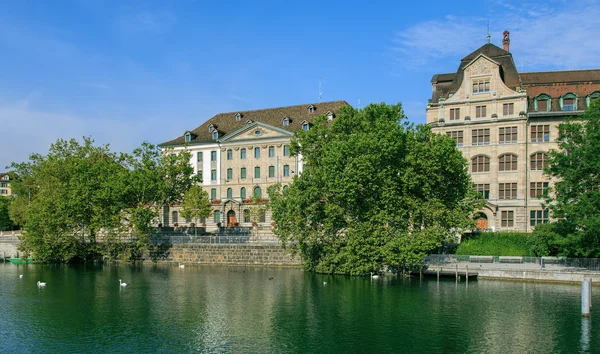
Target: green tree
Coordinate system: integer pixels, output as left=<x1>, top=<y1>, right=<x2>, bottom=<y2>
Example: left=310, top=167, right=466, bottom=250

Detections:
left=540, top=100, right=600, bottom=256
left=180, top=184, right=211, bottom=234
left=0, top=197, right=14, bottom=231
left=269, top=103, right=481, bottom=275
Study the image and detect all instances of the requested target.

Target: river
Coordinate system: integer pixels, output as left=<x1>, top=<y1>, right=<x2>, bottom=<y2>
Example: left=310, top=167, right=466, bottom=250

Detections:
left=0, top=263, right=597, bottom=353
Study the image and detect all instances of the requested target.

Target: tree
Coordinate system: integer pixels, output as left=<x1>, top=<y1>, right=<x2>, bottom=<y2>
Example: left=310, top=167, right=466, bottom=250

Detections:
left=540, top=100, right=600, bottom=256
left=0, top=197, right=14, bottom=231
left=180, top=184, right=211, bottom=234
left=269, top=103, right=481, bottom=275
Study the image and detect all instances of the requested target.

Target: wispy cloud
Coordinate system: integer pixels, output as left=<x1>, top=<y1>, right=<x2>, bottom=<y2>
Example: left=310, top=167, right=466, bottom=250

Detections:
left=390, top=0, right=600, bottom=72
left=118, top=10, right=177, bottom=34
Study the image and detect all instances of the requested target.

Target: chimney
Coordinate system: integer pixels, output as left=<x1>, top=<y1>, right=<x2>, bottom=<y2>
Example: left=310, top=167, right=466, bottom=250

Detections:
left=502, top=30, right=510, bottom=52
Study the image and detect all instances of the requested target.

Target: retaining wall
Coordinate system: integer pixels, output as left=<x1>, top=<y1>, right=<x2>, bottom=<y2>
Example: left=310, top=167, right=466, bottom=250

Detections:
left=478, top=269, right=600, bottom=284
left=0, top=236, right=19, bottom=259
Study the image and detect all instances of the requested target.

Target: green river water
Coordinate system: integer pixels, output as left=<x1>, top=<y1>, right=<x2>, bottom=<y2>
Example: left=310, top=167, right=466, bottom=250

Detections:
left=0, top=263, right=597, bottom=353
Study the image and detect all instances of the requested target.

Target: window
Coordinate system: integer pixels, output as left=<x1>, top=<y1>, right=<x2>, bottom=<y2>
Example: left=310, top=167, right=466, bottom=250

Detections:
left=226, top=168, right=233, bottom=180
left=586, top=91, right=600, bottom=107
left=472, top=79, right=490, bottom=94
left=530, top=182, right=549, bottom=198
left=240, top=187, right=246, bottom=200
left=283, top=165, right=290, bottom=177
left=236, top=113, right=241, bottom=121
left=269, top=165, right=275, bottom=178
left=308, top=105, right=314, bottom=113
left=208, top=124, right=215, bottom=133
left=214, top=210, right=220, bottom=223
left=254, top=130, right=261, bottom=135
left=530, top=210, right=549, bottom=226
left=172, top=211, right=179, bottom=224
left=531, top=125, right=550, bottom=142
left=227, top=149, right=233, bottom=160
left=0, top=190, right=6, bottom=195
left=240, top=148, right=247, bottom=159
left=253, top=186, right=262, bottom=199
left=243, top=209, right=250, bottom=223
left=211, top=169, right=217, bottom=181
left=499, top=126, right=518, bottom=144
left=211, top=150, right=217, bottom=161
left=259, top=210, right=266, bottom=223
left=561, top=93, right=577, bottom=111
left=283, top=117, right=290, bottom=126
left=472, top=129, right=490, bottom=145
left=327, top=112, right=334, bottom=121
left=530, top=153, right=548, bottom=171
left=185, top=134, right=191, bottom=142
left=212, top=131, right=219, bottom=139
left=535, top=94, right=551, bottom=112
left=0, top=182, right=7, bottom=188
left=283, top=185, right=289, bottom=192
left=499, top=154, right=518, bottom=172
left=302, top=121, right=309, bottom=131
left=450, top=108, right=460, bottom=121
left=254, top=147, right=260, bottom=158
left=197, top=152, right=203, bottom=162
left=227, top=188, right=232, bottom=199
left=501, top=211, right=514, bottom=227
left=475, top=184, right=490, bottom=199
left=472, top=156, right=490, bottom=173
left=283, top=145, right=290, bottom=156
left=446, top=131, right=464, bottom=146
left=268, top=146, right=275, bottom=157
left=210, top=188, right=217, bottom=200
left=240, top=167, right=246, bottom=179
left=186, top=216, right=192, bottom=224
left=198, top=170, right=203, bottom=181
left=499, top=183, right=517, bottom=200
left=503, top=103, right=514, bottom=116
left=476, top=105, right=487, bottom=118
left=254, top=166, right=261, bottom=178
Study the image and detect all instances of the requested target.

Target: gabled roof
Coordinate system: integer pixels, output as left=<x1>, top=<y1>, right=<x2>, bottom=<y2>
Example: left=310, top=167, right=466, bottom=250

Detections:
left=520, top=69, right=600, bottom=85
left=160, top=100, right=350, bottom=146
left=219, top=121, right=293, bottom=142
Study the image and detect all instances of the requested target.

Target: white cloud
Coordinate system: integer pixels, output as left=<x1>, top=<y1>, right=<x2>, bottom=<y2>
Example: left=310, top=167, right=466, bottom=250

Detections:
left=390, top=0, right=600, bottom=71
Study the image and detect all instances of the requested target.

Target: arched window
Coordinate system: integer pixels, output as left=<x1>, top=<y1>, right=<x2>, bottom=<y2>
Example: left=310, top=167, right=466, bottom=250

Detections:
left=471, top=155, right=490, bottom=173
left=586, top=91, right=600, bottom=107
left=534, top=93, right=551, bottom=112
left=240, top=187, right=246, bottom=199
left=253, top=186, right=262, bottom=199
left=283, top=185, right=289, bottom=192
left=499, top=154, right=518, bottom=171
left=227, top=188, right=232, bottom=199
left=240, top=148, right=247, bottom=159
left=560, top=92, right=577, bottom=111
left=530, top=152, right=548, bottom=171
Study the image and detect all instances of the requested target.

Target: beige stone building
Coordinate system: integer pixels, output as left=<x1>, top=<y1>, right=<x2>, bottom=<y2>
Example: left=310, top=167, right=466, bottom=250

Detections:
left=0, top=173, right=11, bottom=197
left=160, top=101, right=349, bottom=231
left=427, top=31, right=600, bottom=232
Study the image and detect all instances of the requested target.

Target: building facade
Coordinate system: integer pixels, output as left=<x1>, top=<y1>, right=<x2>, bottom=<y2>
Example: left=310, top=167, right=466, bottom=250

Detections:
left=160, top=101, right=349, bottom=231
left=426, top=31, right=600, bottom=232
left=0, top=173, right=11, bottom=197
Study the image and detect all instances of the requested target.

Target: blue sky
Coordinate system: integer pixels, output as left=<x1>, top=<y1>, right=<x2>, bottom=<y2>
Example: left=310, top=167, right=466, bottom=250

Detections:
left=1, top=0, right=599, bottom=168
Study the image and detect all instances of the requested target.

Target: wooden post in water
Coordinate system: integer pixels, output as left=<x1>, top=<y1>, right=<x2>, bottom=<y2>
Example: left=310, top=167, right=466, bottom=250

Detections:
left=420, top=265, right=423, bottom=280
left=437, top=268, right=440, bottom=281
left=466, top=265, right=469, bottom=286
left=455, top=264, right=458, bottom=282
left=582, top=278, right=591, bottom=317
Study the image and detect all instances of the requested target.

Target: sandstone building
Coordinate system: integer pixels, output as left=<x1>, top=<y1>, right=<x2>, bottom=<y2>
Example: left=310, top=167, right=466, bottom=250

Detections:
left=426, top=31, right=600, bottom=232
left=160, top=101, right=349, bottom=231
left=0, top=173, right=11, bottom=197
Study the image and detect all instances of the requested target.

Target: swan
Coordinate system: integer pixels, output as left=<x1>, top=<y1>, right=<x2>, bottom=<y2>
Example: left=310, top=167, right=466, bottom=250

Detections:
left=323, top=281, right=327, bottom=285
left=37, top=281, right=46, bottom=287
left=119, top=279, right=127, bottom=287
left=370, top=272, right=379, bottom=279
left=178, top=263, right=185, bottom=269
left=19, top=274, right=23, bottom=278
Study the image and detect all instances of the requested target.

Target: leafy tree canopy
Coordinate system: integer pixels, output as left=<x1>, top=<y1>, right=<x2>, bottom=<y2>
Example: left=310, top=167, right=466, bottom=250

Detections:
left=180, top=184, right=211, bottom=227
left=0, top=196, right=14, bottom=231
left=269, top=103, right=482, bottom=274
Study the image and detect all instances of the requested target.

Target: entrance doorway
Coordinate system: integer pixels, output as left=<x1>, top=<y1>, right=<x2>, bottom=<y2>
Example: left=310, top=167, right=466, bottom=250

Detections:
left=474, top=212, right=488, bottom=229
left=227, top=210, right=236, bottom=227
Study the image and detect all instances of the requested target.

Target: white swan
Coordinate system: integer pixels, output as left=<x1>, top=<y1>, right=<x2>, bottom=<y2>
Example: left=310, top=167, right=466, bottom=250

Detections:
left=119, top=279, right=127, bottom=287
left=323, top=281, right=327, bottom=285
left=372, top=275, right=379, bottom=279
left=19, top=274, right=23, bottom=278
left=37, top=281, right=46, bottom=287
left=178, top=263, right=185, bottom=269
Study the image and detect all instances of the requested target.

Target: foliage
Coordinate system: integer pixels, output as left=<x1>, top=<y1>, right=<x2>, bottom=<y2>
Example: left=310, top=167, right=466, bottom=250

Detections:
left=543, top=100, right=600, bottom=257
left=0, top=197, right=14, bottom=231
left=8, top=138, right=193, bottom=263
left=456, top=232, right=533, bottom=256
left=269, top=103, right=482, bottom=275
left=248, top=194, right=269, bottom=226
left=180, top=185, right=211, bottom=228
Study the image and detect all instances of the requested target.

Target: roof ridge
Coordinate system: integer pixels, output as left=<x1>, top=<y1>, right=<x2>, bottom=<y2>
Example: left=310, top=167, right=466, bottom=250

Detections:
left=215, top=100, right=349, bottom=116
left=521, top=69, right=600, bottom=75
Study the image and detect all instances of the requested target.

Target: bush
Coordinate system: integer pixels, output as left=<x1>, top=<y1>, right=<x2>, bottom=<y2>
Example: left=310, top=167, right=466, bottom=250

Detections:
left=456, top=232, right=533, bottom=256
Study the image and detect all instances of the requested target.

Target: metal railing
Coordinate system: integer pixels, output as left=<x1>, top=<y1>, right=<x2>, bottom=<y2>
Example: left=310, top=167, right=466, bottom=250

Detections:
left=150, top=234, right=251, bottom=244
left=424, top=254, right=600, bottom=272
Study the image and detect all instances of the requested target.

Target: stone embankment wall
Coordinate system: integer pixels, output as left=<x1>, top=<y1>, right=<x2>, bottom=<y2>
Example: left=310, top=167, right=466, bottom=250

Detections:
left=478, top=270, right=600, bottom=284
left=151, top=244, right=302, bottom=267
left=0, top=231, right=20, bottom=259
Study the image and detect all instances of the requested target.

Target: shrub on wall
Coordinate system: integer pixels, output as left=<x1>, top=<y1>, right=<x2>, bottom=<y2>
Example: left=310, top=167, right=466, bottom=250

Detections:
left=456, top=232, right=533, bottom=256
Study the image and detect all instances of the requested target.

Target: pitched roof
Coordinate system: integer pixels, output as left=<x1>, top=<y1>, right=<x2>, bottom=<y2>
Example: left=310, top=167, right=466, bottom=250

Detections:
left=160, top=100, right=350, bottom=146
left=520, top=69, right=600, bottom=85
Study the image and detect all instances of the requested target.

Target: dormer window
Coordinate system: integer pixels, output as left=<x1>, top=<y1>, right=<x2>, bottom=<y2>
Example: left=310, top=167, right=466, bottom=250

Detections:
left=185, top=133, right=191, bottom=142
left=326, top=111, right=334, bottom=122
left=301, top=120, right=310, bottom=131
left=560, top=93, right=577, bottom=111
left=208, top=124, right=215, bottom=133
left=246, top=120, right=253, bottom=125
left=236, top=113, right=242, bottom=121
left=212, top=131, right=219, bottom=139
left=308, top=105, right=315, bottom=113
left=586, top=91, right=600, bottom=107
left=534, top=94, right=551, bottom=112
left=283, top=117, right=290, bottom=127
